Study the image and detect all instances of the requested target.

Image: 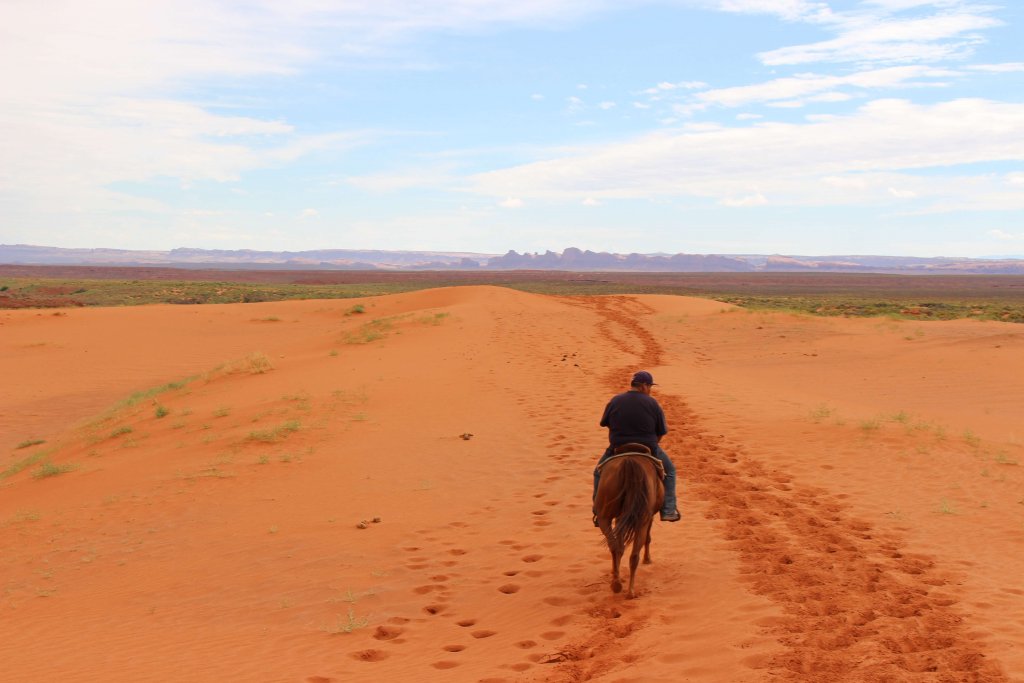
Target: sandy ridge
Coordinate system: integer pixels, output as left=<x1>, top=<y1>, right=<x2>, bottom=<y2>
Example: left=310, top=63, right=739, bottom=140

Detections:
left=539, top=295, right=1011, bottom=682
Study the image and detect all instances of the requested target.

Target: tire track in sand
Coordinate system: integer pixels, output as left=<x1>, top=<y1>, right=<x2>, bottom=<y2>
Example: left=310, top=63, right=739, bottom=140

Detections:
left=552, top=296, right=1008, bottom=682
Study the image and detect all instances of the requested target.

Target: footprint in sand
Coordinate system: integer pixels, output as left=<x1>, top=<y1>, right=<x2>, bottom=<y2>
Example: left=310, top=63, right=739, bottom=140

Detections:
left=456, top=619, right=476, bottom=627
left=432, top=661, right=460, bottom=669
left=442, top=644, right=466, bottom=652
left=373, top=625, right=404, bottom=641
left=514, top=640, right=537, bottom=649
left=471, top=630, right=497, bottom=639
left=350, top=649, right=389, bottom=662
left=522, top=554, right=543, bottom=563
left=498, top=584, right=520, bottom=594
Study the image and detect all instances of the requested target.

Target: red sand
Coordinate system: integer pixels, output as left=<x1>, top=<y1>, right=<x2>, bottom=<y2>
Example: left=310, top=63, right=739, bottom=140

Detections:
left=1, top=287, right=1021, bottom=682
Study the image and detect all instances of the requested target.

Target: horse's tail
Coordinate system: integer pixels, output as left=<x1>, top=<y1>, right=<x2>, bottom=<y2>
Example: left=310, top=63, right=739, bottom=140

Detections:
left=614, top=457, right=651, bottom=549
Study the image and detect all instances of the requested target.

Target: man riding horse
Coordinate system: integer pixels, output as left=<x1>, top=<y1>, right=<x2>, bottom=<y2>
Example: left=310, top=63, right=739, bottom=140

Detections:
left=593, top=370, right=681, bottom=525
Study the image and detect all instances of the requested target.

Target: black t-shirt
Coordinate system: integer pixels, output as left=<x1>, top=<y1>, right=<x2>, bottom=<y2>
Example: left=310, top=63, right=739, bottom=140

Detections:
left=600, top=390, right=668, bottom=453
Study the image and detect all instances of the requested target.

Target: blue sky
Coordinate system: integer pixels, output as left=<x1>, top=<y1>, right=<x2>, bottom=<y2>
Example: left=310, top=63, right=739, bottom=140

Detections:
left=2, top=0, right=1023, bottom=257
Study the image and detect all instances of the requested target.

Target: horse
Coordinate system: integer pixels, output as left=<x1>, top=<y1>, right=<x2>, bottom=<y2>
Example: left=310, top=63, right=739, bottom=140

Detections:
left=593, top=446, right=664, bottom=599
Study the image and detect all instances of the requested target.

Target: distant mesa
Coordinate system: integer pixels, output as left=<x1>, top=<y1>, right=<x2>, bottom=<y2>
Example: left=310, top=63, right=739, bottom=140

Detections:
left=1, top=244, right=1022, bottom=274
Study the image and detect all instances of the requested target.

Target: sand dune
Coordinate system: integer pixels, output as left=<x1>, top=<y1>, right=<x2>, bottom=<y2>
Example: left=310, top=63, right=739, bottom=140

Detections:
left=1, top=287, right=1021, bottom=682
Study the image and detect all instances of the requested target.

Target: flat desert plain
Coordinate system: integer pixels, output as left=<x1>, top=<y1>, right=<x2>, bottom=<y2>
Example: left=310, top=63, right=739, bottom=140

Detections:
left=1, top=286, right=1022, bottom=682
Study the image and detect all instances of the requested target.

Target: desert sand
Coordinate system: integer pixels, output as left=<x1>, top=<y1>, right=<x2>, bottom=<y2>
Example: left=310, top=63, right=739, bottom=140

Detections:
left=1, top=286, right=1022, bottom=682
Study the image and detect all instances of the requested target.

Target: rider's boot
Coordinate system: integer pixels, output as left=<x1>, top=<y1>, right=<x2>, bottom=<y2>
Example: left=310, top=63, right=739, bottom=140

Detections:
left=660, top=508, right=681, bottom=522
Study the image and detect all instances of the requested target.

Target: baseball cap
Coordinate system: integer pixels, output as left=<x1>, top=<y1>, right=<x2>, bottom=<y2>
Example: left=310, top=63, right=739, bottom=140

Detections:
left=631, top=371, right=656, bottom=385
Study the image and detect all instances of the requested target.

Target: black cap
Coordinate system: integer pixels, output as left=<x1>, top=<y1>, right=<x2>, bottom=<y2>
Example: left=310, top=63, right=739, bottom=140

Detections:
left=631, top=371, right=656, bottom=385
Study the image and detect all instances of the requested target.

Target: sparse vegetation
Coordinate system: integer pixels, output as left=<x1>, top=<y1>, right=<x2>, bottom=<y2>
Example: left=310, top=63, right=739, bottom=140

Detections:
left=33, top=461, right=77, bottom=479
left=15, top=438, right=46, bottom=450
left=859, top=419, right=881, bottom=432
left=4, top=272, right=1022, bottom=323
left=213, top=406, right=231, bottom=418
left=809, top=404, right=835, bottom=423
left=938, top=498, right=957, bottom=515
left=248, top=420, right=301, bottom=443
left=2, top=447, right=54, bottom=479
left=110, top=425, right=134, bottom=438
left=155, top=404, right=170, bottom=418
left=889, top=410, right=911, bottom=424
left=343, top=317, right=395, bottom=344
left=325, top=609, right=370, bottom=634
left=416, top=312, right=450, bottom=325
left=345, top=304, right=366, bottom=315
left=995, top=452, right=1020, bottom=466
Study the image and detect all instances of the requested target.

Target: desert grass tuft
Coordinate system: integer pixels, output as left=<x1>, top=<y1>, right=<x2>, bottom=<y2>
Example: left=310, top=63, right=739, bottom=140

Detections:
left=155, top=404, right=170, bottom=419
left=32, top=461, right=77, bottom=479
left=808, top=404, right=835, bottom=423
left=248, top=420, right=301, bottom=443
left=324, top=609, right=370, bottom=634
left=15, top=439, right=46, bottom=450
left=1, top=447, right=55, bottom=479
left=110, top=425, right=134, bottom=439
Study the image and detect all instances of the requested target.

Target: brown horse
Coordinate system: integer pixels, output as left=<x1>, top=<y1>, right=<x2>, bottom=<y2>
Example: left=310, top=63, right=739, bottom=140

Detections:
left=594, top=448, right=664, bottom=599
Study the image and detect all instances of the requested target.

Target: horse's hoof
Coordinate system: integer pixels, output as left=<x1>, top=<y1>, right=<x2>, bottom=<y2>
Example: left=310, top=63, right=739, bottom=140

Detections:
left=627, top=592, right=637, bottom=600
left=643, top=558, right=652, bottom=565
left=611, top=579, right=622, bottom=593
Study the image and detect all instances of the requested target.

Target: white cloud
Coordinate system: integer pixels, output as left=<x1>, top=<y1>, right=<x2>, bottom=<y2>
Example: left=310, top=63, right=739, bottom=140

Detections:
left=757, top=6, right=1002, bottom=66
left=499, top=197, right=524, bottom=208
left=888, top=187, right=918, bottom=199
left=345, top=165, right=457, bottom=192
left=598, top=101, right=617, bottom=110
left=988, top=229, right=1024, bottom=241
left=736, top=113, right=763, bottom=120
left=716, top=0, right=832, bottom=23
left=642, top=80, right=708, bottom=95
left=0, top=0, right=637, bottom=230
left=968, top=62, right=1024, bottom=73
left=301, top=208, right=319, bottom=218
left=694, top=65, right=958, bottom=109
left=531, top=93, right=545, bottom=100
left=582, top=197, right=602, bottom=206
left=469, top=98, right=1024, bottom=212
left=721, top=191, right=768, bottom=206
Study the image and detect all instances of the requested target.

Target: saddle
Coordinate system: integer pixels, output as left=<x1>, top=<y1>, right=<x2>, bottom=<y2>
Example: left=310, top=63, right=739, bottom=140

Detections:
left=597, top=443, right=666, bottom=480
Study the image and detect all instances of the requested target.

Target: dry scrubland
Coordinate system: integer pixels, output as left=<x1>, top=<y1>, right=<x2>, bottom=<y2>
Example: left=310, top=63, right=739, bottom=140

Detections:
left=1, top=285, right=1023, bottom=682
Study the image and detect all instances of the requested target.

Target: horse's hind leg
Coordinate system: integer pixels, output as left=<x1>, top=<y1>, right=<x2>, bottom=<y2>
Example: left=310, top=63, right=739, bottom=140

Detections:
left=626, top=532, right=643, bottom=599
left=611, top=546, right=623, bottom=594
left=600, top=520, right=623, bottom=593
left=627, top=519, right=655, bottom=598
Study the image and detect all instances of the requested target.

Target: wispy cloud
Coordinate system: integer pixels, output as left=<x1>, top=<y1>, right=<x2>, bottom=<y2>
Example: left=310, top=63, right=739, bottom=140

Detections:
left=469, top=98, right=1024, bottom=211
left=753, top=2, right=1002, bottom=66
left=691, top=65, right=955, bottom=108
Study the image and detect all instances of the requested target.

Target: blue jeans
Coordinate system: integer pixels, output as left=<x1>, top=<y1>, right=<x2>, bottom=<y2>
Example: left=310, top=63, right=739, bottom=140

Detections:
left=593, top=445, right=677, bottom=514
